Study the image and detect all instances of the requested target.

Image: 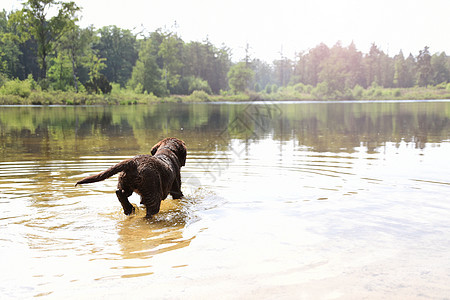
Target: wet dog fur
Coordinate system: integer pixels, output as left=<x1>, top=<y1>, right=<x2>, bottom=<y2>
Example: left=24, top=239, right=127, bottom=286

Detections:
left=76, top=137, right=186, bottom=217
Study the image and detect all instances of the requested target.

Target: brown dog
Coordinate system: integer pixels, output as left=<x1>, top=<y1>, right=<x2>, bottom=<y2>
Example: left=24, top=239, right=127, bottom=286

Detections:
left=76, top=137, right=186, bottom=217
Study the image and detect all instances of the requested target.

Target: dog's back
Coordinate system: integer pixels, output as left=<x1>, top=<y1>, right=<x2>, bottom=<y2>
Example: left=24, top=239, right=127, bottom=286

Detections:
left=118, top=154, right=176, bottom=198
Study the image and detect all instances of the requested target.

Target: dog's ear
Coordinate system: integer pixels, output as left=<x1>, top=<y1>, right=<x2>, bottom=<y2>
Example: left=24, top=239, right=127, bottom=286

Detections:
left=151, top=141, right=162, bottom=155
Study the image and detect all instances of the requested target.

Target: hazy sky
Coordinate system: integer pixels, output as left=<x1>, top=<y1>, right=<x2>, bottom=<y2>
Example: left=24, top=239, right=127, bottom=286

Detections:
left=2, top=0, right=450, bottom=62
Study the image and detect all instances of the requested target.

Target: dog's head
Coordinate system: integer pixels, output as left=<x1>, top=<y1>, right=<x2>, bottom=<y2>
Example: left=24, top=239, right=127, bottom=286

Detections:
left=151, top=137, right=187, bottom=166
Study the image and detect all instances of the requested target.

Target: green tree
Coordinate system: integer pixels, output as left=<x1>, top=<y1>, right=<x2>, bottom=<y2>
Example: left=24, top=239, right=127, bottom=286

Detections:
left=394, top=51, right=406, bottom=87
left=58, top=25, right=95, bottom=92
left=364, top=43, right=383, bottom=87
left=273, top=56, right=292, bottom=87
left=186, top=76, right=212, bottom=94
left=318, top=42, right=349, bottom=94
left=94, top=25, right=138, bottom=87
left=47, top=51, right=73, bottom=90
left=416, top=46, right=432, bottom=87
left=251, top=58, right=273, bottom=90
left=183, top=40, right=231, bottom=94
left=1, top=9, right=40, bottom=80
left=129, top=38, right=167, bottom=96
left=10, top=0, right=80, bottom=84
left=345, top=42, right=365, bottom=88
left=227, top=62, right=254, bottom=93
left=403, top=53, right=417, bottom=87
left=211, top=45, right=232, bottom=93
left=0, top=10, right=22, bottom=78
left=363, top=43, right=395, bottom=88
left=158, top=31, right=184, bottom=93
left=304, top=43, right=330, bottom=86
left=17, top=38, right=40, bottom=80
left=83, top=53, right=112, bottom=94
left=431, top=52, right=450, bottom=85
left=317, top=42, right=365, bottom=94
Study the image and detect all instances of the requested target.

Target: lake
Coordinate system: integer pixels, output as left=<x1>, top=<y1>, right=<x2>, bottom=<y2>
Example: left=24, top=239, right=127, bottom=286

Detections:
left=1, top=100, right=450, bottom=299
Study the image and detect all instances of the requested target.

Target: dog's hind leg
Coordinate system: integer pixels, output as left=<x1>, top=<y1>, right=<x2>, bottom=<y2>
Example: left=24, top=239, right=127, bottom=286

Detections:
left=141, top=194, right=161, bottom=218
left=116, top=189, right=135, bottom=215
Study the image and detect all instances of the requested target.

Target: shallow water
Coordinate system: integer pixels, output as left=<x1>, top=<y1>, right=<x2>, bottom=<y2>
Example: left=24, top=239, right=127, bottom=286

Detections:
left=1, top=101, right=450, bottom=299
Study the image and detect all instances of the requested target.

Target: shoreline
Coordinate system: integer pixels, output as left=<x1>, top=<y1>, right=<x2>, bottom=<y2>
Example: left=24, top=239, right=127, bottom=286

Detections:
left=1, top=86, right=450, bottom=106
left=1, top=99, right=449, bottom=107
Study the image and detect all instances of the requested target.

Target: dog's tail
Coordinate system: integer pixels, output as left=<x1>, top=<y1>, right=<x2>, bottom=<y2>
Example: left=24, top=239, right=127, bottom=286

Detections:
left=75, top=159, right=134, bottom=186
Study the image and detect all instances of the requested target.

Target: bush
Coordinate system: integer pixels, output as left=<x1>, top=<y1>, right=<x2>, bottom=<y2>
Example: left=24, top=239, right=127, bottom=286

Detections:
left=26, top=74, right=38, bottom=90
left=271, top=84, right=278, bottom=93
left=302, top=84, right=313, bottom=93
left=293, top=83, right=305, bottom=93
left=435, top=82, right=447, bottom=90
left=341, top=89, right=354, bottom=100
left=187, top=76, right=212, bottom=94
left=352, top=85, right=364, bottom=98
left=312, top=82, right=329, bottom=98
left=28, top=92, right=44, bottom=104
left=110, top=83, right=121, bottom=94
left=134, top=83, right=144, bottom=94
left=393, top=89, right=402, bottom=97
left=0, top=73, right=8, bottom=87
left=188, top=90, right=211, bottom=102
left=0, top=79, right=32, bottom=98
left=85, top=74, right=112, bottom=94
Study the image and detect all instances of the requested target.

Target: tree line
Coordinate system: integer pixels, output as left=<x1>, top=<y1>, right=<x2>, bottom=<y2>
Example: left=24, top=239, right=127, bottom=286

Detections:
left=1, top=0, right=449, bottom=98
left=259, top=42, right=450, bottom=96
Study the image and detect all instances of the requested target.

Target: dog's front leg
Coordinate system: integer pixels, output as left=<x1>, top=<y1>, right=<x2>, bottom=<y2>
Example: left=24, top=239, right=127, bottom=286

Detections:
left=170, top=190, right=183, bottom=199
left=116, top=189, right=135, bottom=215
left=170, top=177, right=183, bottom=199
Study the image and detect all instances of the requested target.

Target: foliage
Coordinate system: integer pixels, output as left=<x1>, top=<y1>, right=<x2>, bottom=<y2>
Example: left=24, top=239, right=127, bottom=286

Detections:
left=251, top=59, right=273, bottom=91
left=1, top=3, right=450, bottom=99
left=186, top=76, right=212, bottom=94
left=158, top=30, right=183, bottom=92
left=187, top=90, right=211, bottom=102
left=271, top=84, right=278, bottom=93
left=227, top=62, right=254, bottom=94
left=183, top=40, right=231, bottom=94
left=85, top=74, right=112, bottom=94
left=416, top=46, right=432, bottom=87
left=431, top=52, right=450, bottom=84
left=280, top=42, right=450, bottom=98
left=129, top=38, right=167, bottom=97
left=47, top=52, right=74, bottom=90
left=94, top=26, right=138, bottom=87
left=352, top=85, right=364, bottom=98
left=9, top=0, right=80, bottom=83
left=0, top=72, right=7, bottom=87
left=57, top=25, right=96, bottom=92
left=1, top=83, right=450, bottom=105
left=0, top=10, right=22, bottom=78
left=0, top=77, right=32, bottom=97
left=312, top=82, right=330, bottom=99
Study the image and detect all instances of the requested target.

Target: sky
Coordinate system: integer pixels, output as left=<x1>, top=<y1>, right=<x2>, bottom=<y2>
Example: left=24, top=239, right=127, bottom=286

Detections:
left=2, top=0, right=450, bottom=62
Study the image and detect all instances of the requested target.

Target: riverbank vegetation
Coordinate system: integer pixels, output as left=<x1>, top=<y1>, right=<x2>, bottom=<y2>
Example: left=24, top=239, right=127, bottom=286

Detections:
left=1, top=0, right=450, bottom=105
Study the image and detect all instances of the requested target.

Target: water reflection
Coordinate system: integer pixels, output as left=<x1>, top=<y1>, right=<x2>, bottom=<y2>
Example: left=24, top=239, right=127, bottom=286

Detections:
left=1, top=101, right=449, bottom=162
left=116, top=199, right=194, bottom=261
